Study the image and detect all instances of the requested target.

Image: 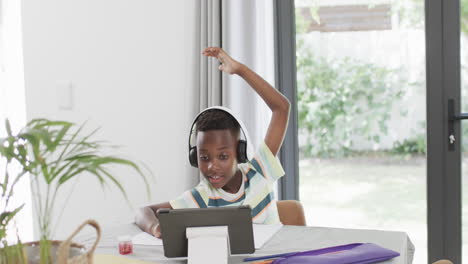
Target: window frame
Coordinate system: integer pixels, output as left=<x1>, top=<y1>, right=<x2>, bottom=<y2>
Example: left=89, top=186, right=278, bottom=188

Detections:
left=273, top=0, right=299, bottom=201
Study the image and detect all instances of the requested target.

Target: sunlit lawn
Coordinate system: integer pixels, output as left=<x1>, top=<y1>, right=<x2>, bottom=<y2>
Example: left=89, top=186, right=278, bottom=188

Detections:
left=299, top=154, right=468, bottom=264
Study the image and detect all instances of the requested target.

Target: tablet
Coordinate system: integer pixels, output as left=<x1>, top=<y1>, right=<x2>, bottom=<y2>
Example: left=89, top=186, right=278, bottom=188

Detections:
left=157, top=205, right=255, bottom=258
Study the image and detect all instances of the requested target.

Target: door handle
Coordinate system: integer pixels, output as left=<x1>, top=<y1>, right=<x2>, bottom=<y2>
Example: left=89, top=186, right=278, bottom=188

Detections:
left=448, top=99, right=468, bottom=150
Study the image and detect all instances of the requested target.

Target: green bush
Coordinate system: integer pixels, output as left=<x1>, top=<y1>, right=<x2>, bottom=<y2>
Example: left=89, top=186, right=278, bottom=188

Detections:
left=391, top=135, right=426, bottom=155
left=295, top=3, right=468, bottom=158
left=388, top=121, right=468, bottom=155
left=295, top=7, right=411, bottom=158
left=296, top=44, right=406, bottom=157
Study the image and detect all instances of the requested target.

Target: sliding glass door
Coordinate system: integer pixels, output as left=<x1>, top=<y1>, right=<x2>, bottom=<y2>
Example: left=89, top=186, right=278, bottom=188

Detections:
left=294, top=0, right=427, bottom=262
left=275, top=0, right=464, bottom=262
left=460, top=0, right=468, bottom=261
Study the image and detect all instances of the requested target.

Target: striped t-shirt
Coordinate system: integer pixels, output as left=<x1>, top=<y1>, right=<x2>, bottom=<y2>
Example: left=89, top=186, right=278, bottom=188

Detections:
left=170, top=141, right=285, bottom=224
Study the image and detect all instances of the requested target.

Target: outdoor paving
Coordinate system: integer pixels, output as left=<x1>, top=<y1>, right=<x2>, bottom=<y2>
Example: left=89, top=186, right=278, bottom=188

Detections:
left=298, top=155, right=468, bottom=264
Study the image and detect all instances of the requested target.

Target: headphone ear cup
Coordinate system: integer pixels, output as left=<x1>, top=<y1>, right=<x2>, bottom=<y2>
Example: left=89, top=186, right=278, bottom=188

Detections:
left=189, top=146, right=198, bottom=168
left=237, top=140, right=248, bottom=163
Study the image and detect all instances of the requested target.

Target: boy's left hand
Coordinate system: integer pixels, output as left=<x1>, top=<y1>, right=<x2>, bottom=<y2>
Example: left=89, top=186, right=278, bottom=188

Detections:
left=202, top=47, right=242, bottom=75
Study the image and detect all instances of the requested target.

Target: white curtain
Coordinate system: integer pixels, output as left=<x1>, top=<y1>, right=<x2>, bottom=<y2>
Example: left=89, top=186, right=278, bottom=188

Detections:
left=221, top=0, right=278, bottom=195
left=0, top=0, right=25, bottom=128
left=0, top=0, right=31, bottom=243
left=0, top=0, right=6, bottom=123
left=222, top=0, right=276, bottom=150
left=190, top=0, right=224, bottom=183
left=191, top=0, right=275, bottom=181
left=196, top=0, right=223, bottom=110
left=195, top=0, right=275, bottom=148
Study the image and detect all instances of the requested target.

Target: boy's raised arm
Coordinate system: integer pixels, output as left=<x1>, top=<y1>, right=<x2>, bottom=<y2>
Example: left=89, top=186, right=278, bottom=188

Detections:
left=202, top=47, right=290, bottom=156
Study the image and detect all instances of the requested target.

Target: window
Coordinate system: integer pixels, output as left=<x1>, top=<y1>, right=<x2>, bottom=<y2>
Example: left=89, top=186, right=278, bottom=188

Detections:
left=0, top=0, right=32, bottom=243
left=277, top=0, right=428, bottom=262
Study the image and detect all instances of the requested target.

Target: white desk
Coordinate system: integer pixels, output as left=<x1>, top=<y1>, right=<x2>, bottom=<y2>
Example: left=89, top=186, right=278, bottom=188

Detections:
left=76, top=224, right=414, bottom=264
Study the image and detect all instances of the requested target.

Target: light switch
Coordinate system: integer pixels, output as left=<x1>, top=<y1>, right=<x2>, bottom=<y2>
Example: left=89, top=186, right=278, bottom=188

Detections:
left=56, top=80, right=73, bottom=110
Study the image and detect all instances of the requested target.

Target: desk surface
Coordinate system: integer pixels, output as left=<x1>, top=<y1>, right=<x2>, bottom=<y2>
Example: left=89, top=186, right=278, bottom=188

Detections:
left=76, top=224, right=414, bottom=264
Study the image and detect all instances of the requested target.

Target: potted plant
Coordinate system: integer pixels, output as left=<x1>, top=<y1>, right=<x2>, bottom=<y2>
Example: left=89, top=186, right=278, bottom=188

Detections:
left=0, top=118, right=27, bottom=262
left=0, top=119, right=151, bottom=263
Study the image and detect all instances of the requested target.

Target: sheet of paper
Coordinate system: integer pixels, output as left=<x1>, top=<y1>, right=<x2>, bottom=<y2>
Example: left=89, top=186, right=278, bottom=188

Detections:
left=132, top=232, right=163, bottom=246
left=253, top=224, right=283, bottom=249
left=131, top=224, right=283, bottom=249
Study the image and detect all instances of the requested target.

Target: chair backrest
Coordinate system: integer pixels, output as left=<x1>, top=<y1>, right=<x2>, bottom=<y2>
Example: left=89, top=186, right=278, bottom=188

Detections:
left=276, top=200, right=306, bottom=226
left=432, top=260, right=453, bottom=264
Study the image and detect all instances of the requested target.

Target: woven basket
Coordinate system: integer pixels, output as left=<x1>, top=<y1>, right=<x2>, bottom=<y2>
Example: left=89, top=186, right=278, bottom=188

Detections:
left=22, top=240, right=85, bottom=264
left=2, top=220, right=100, bottom=264
left=55, top=219, right=101, bottom=264
left=1, top=219, right=101, bottom=264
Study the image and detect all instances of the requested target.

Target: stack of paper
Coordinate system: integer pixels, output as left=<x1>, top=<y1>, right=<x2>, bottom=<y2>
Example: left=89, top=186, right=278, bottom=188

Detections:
left=252, top=224, right=283, bottom=248
left=131, top=224, right=282, bottom=249
left=132, top=232, right=163, bottom=246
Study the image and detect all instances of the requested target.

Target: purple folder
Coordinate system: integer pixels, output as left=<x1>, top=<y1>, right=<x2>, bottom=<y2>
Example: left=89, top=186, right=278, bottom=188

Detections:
left=271, top=243, right=400, bottom=264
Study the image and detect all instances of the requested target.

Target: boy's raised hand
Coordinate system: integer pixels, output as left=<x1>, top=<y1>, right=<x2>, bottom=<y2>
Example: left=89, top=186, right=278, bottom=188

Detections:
left=202, top=47, right=242, bottom=75
left=202, top=47, right=290, bottom=156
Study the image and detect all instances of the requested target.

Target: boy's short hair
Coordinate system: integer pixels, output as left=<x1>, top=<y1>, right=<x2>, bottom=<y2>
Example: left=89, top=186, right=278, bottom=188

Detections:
left=195, top=109, right=241, bottom=137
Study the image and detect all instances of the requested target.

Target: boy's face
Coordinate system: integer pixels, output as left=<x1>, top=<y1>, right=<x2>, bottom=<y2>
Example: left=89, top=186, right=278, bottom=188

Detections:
left=196, top=129, right=240, bottom=190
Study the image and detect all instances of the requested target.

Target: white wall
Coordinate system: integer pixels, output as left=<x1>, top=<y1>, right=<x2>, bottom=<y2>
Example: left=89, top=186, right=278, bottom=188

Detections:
left=21, top=0, right=198, bottom=240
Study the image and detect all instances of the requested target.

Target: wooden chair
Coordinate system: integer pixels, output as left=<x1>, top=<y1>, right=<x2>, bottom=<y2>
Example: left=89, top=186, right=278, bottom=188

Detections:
left=276, top=200, right=306, bottom=226
left=432, top=260, right=453, bottom=264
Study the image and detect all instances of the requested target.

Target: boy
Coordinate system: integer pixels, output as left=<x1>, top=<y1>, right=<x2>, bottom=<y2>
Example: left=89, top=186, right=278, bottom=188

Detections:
left=135, top=47, right=290, bottom=237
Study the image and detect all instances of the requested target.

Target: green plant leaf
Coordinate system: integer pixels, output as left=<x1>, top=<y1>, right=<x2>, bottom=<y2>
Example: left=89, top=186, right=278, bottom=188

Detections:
left=6, top=171, right=27, bottom=202
left=0, top=204, right=25, bottom=226
left=5, top=119, right=12, bottom=137
left=97, top=167, right=128, bottom=200
left=1, top=118, right=151, bottom=243
left=50, top=123, right=72, bottom=152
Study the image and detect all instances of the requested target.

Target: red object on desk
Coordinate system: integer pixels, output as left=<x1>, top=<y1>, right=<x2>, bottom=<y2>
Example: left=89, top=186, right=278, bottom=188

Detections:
left=118, top=236, right=133, bottom=255
left=118, top=241, right=133, bottom=255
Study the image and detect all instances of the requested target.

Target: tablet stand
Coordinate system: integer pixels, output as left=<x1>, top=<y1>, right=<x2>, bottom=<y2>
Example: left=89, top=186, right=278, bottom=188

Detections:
left=186, top=226, right=230, bottom=264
